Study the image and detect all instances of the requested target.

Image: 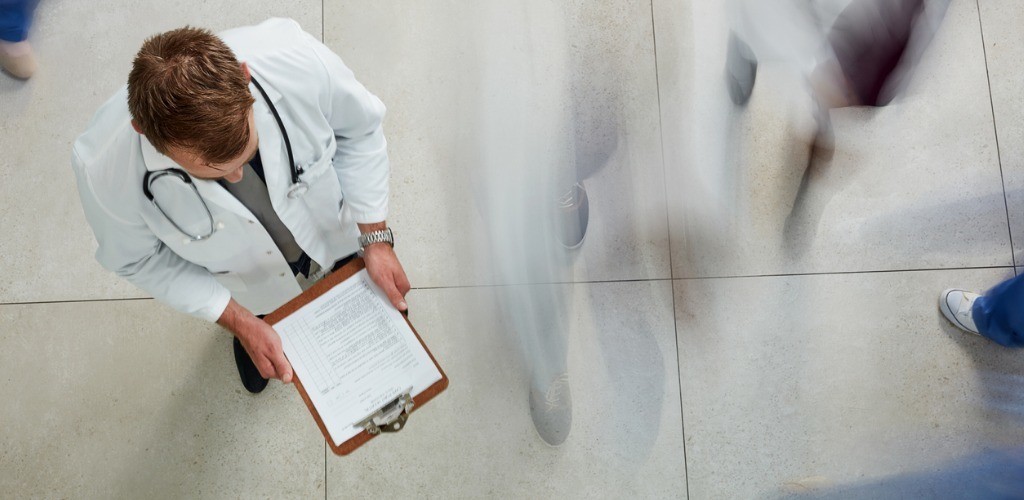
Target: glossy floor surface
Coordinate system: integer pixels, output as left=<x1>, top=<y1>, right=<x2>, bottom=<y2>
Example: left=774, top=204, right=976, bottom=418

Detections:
left=2, top=0, right=1022, bottom=498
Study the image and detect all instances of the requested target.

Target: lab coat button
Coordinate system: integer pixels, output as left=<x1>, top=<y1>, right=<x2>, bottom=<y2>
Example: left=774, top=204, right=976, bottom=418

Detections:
left=266, top=250, right=272, bottom=255
left=248, top=220, right=255, bottom=224
left=279, top=272, right=286, bottom=277
left=216, top=221, right=225, bottom=230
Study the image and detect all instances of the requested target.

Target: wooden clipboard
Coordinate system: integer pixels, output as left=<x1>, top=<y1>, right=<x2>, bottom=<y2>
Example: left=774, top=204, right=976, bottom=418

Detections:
left=263, top=257, right=449, bottom=456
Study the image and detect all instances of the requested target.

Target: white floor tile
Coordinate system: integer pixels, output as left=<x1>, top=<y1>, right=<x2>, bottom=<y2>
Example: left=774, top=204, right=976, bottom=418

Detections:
left=3, top=0, right=1020, bottom=496
left=327, top=280, right=686, bottom=498
left=675, top=268, right=1024, bottom=498
left=658, top=0, right=1010, bottom=278
left=0, top=299, right=324, bottom=497
left=978, top=0, right=1024, bottom=268
left=325, top=1, right=670, bottom=289
left=0, top=1, right=321, bottom=304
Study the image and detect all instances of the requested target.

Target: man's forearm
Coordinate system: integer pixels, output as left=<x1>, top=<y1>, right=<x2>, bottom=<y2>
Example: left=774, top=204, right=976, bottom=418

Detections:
left=216, top=298, right=259, bottom=339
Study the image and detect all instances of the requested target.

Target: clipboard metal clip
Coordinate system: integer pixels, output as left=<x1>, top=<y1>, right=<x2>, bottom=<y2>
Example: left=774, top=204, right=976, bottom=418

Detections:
left=357, top=388, right=415, bottom=435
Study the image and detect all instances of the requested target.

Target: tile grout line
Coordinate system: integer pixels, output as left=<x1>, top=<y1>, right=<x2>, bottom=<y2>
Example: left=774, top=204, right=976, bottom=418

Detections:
left=647, top=1, right=691, bottom=498
left=407, top=265, right=1017, bottom=290
left=673, top=265, right=1018, bottom=281
left=0, top=297, right=154, bottom=307
left=1, top=265, right=1016, bottom=308
left=975, top=0, right=1016, bottom=268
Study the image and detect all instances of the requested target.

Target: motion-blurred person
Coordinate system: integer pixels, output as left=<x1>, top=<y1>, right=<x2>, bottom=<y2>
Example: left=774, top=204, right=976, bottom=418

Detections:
left=467, top=1, right=587, bottom=446
left=727, top=0, right=944, bottom=154
left=0, top=0, right=38, bottom=79
left=940, top=278, right=1024, bottom=348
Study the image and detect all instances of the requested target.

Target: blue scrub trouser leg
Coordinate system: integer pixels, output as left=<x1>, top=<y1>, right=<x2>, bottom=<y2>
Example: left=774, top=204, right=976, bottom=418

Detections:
left=0, top=0, right=39, bottom=43
left=972, top=273, right=1024, bottom=348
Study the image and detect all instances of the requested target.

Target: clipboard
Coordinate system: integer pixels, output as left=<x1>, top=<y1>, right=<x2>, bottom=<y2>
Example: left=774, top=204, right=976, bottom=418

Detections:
left=263, top=257, right=449, bottom=456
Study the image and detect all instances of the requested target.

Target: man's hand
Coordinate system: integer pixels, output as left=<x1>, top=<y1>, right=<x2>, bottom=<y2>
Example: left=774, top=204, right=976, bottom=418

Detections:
left=362, top=242, right=411, bottom=311
left=217, top=298, right=293, bottom=383
left=359, top=222, right=411, bottom=311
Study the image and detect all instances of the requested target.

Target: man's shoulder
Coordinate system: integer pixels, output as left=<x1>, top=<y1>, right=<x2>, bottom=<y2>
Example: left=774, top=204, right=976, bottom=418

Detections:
left=72, top=87, right=143, bottom=188
left=222, top=18, right=336, bottom=107
left=219, top=18, right=317, bottom=62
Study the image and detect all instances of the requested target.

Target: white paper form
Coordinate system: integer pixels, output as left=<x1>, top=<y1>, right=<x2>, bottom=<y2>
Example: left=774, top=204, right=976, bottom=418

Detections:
left=274, top=269, right=442, bottom=446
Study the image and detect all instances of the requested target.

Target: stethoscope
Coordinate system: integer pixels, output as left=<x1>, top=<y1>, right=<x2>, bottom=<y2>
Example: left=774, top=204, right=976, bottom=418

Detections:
left=142, top=76, right=308, bottom=241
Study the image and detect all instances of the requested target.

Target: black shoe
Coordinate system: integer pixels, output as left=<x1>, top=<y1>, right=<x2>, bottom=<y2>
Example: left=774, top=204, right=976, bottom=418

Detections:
left=233, top=337, right=268, bottom=394
left=726, top=32, right=757, bottom=106
left=557, top=182, right=589, bottom=249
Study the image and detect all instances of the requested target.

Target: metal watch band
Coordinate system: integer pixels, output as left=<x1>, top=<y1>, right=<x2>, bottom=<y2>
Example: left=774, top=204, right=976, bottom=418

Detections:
left=358, top=228, right=394, bottom=252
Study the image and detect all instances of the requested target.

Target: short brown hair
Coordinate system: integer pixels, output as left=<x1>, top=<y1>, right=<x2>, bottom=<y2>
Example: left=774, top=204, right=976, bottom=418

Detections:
left=127, top=26, right=255, bottom=164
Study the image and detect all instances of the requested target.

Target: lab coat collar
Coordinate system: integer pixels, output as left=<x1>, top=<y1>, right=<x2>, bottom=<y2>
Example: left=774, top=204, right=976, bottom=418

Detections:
left=139, top=133, right=178, bottom=173
left=248, top=70, right=283, bottom=104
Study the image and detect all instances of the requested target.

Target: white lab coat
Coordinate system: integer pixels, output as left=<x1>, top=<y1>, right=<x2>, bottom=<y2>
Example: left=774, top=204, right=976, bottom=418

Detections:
left=71, top=18, right=390, bottom=321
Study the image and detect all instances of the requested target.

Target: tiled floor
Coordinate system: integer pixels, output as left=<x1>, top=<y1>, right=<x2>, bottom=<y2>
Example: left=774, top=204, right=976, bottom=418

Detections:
left=1, top=0, right=1022, bottom=498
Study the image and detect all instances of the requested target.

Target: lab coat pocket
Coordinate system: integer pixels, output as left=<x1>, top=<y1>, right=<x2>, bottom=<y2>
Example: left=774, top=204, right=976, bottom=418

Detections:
left=211, top=270, right=248, bottom=292
left=299, top=148, right=334, bottom=181
left=301, top=152, right=350, bottom=234
left=165, top=214, right=249, bottom=266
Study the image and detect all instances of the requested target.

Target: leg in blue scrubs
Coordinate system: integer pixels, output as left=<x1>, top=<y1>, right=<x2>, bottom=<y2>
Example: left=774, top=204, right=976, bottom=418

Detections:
left=973, top=273, right=1024, bottom=348
left=0, top=0, right=38, bottom=43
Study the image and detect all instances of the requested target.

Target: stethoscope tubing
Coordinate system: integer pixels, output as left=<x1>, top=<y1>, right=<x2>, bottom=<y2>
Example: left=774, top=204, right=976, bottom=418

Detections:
left=250, top=76, right=303, bottom=186
left=143, top=169, right=217, bottom=241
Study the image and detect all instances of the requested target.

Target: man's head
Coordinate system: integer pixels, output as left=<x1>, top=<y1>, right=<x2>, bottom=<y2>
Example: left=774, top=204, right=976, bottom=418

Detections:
left=127, top=27, right=258, bottom=182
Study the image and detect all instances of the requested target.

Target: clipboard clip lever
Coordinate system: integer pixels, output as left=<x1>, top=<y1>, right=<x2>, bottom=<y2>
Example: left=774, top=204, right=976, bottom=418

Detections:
left=357, top=388, right=415, bottom=435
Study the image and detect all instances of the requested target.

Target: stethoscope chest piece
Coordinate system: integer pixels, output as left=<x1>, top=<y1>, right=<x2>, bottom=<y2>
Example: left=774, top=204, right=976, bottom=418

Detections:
left=287, top=181, right=309, bottom=199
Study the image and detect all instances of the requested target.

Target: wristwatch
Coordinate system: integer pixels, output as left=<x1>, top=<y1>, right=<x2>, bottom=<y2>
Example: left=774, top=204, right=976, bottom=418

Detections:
left=358, top=227, right=394, bottom=255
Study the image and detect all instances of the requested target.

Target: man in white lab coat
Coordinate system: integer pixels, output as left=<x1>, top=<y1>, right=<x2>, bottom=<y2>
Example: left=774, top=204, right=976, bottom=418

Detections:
left=71, top=18, right=409, bottom=393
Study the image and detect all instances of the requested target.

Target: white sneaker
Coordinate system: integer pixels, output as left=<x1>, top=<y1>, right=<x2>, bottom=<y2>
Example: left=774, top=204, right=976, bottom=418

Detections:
left=938, top=289, right=981, bottom=335
left=529, top=372, right=572, bottom=446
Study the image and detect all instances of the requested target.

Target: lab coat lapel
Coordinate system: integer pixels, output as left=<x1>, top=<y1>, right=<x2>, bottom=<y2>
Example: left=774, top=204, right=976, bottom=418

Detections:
left=250, top=77, right=289, bottom=203
left=138, top=129, right=255, bottom=221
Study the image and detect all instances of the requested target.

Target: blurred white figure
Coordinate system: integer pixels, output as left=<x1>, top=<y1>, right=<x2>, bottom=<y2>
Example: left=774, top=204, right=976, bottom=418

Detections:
left=468, top=0, right=578, bottom=446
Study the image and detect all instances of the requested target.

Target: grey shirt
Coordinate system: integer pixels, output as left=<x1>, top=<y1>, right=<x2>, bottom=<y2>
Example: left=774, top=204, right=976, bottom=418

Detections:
left=219, top=151, right=304, bottom=265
